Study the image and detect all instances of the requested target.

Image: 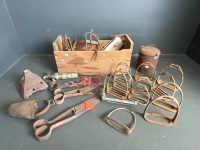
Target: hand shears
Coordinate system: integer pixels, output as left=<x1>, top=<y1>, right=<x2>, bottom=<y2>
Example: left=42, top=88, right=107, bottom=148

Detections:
left=33, top=97, right=100, bottom=142
left=34, top=82, right=102, bottom=118
left=53, top=82, right=101, bottom=104
left=48, top=75, right=103, bottom=91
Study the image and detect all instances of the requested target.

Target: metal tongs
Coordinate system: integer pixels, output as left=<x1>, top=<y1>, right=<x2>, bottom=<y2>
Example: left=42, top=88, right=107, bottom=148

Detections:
left=33, top=97, right=100, bottom=141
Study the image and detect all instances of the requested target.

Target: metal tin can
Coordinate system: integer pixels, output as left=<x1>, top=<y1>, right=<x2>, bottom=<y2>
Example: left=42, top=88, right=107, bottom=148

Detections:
left=136, top=45, right=161, bottom=74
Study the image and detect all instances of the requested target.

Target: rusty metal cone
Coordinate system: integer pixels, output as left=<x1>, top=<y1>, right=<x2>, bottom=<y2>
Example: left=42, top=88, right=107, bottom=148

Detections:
left=18, top=70, right=48, bottom=99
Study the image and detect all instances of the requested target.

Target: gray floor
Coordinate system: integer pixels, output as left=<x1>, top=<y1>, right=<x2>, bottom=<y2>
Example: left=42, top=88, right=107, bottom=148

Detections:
left=0, top=55, right=200, bottom=150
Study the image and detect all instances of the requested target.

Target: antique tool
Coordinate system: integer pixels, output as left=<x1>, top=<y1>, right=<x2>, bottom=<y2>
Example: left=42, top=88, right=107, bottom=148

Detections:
left=67, top=36, right=73, bottom=50
left=102, top=75, right=138, bottom=106
left=151, top=72, right=175, bottom=97
left=107, top=73, right=129, bottom=99
left=114, top=62, right=133, bottom=87
left=63, top=35, right=75, bottom=51
left=134, top=62, right=156, bottom=85
left=85, top=29, right=102, bottom=51
left=8, top=83, right=102, bottom=119
left=156, top=64, right=184, bottom=91
left=106, top=62, right=133, bottom=99
left=115, top=62, right=131, bottom=73
left=63, top=35, right=69, bottom=50
left=48, top=75, right=103, bottom=91
left=53, top=82, right=102, bottom=104
left=33, top=97, right=100, bottom=142
left=43, top=73, right=78, bottom=81
left=105, top=107, right=136, bottom=135
left=144, top=95, right=180, bottom=126
left=115, top=62, right=132, bottom=78
left=71, top=37, right=77, bottom=51
left=18, top=70, right=48, bottom=99
left=150, top=73, right=183, bottom=113
left=151, top=82, right=183, bottom=112
left=128, top=82, right=150, bottom=105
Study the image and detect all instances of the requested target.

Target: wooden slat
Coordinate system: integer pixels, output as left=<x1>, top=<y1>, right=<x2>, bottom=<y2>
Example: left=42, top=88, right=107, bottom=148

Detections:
left=54, top=50, right=132, bottom=63
left=53, top=35, right=63, bottom=51
left=55, top=62, right=131, bottom=74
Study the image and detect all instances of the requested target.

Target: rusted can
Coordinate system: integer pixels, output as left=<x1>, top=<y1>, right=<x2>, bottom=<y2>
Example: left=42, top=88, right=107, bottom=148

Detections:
left=136, top=45, right=161, bottom=74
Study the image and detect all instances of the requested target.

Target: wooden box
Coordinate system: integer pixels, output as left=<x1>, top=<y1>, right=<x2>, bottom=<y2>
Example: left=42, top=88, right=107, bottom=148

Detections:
left=53, top=34, right=134, bottom=75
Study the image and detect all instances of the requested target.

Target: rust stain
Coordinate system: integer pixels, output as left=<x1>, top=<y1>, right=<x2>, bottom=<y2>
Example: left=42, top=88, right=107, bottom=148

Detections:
left=68, top=57, right=87, bottom=64
left=82, top=67, right=99, bottom=70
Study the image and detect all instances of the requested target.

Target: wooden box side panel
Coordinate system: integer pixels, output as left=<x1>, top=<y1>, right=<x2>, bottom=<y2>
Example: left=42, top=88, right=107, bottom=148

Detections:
left=124, top=34, right=134, bottom=50
left=54, top=50, right=133, bottom=74
left=56, top=62, right=131, bottom=75
left=53, top=35, right=63, bottom=51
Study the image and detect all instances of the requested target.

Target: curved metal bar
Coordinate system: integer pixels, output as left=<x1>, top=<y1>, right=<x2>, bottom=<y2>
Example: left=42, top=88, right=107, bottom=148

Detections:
left=105, top=107, right=136, bottom=135
left=157, top=63, right=184, bottom=88
left=151, top=82, right=183, bottom=108
left=134, top=62, right=156, bottom=85
left=128, top=82, right=150, bottom=105
left=144, top=95, right=180, bottom=126
left=152, top=72, right=175, bottom=88
left=106, top=73, right=129, bottom=99
left=85, top=29, right=102, bottom=51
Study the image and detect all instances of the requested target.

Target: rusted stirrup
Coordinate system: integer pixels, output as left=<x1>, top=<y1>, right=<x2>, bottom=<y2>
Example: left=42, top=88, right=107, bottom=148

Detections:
left=134, top=62, right=156, bottom=85
left=102, top=74, right=138, bottom=106
left=151, top=82, right=183, bottom=109
left=105, top=107, right=136, bottom=135
left=85, top=29, right=102, bottom=51
left=144, top=95, right=180, bottom=126
left=106, top=73, right=129, bottom=99
left=114, top=62, right=133, bottom=85
left=151, top=72, right=175, bottom=97
left=128, top=82, right=150, bottom=105
left=157, top=63, right=184, bottom=89
left=115, top=62, right=131, bottom=74
left=106, top=62, right=134, bottom=99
